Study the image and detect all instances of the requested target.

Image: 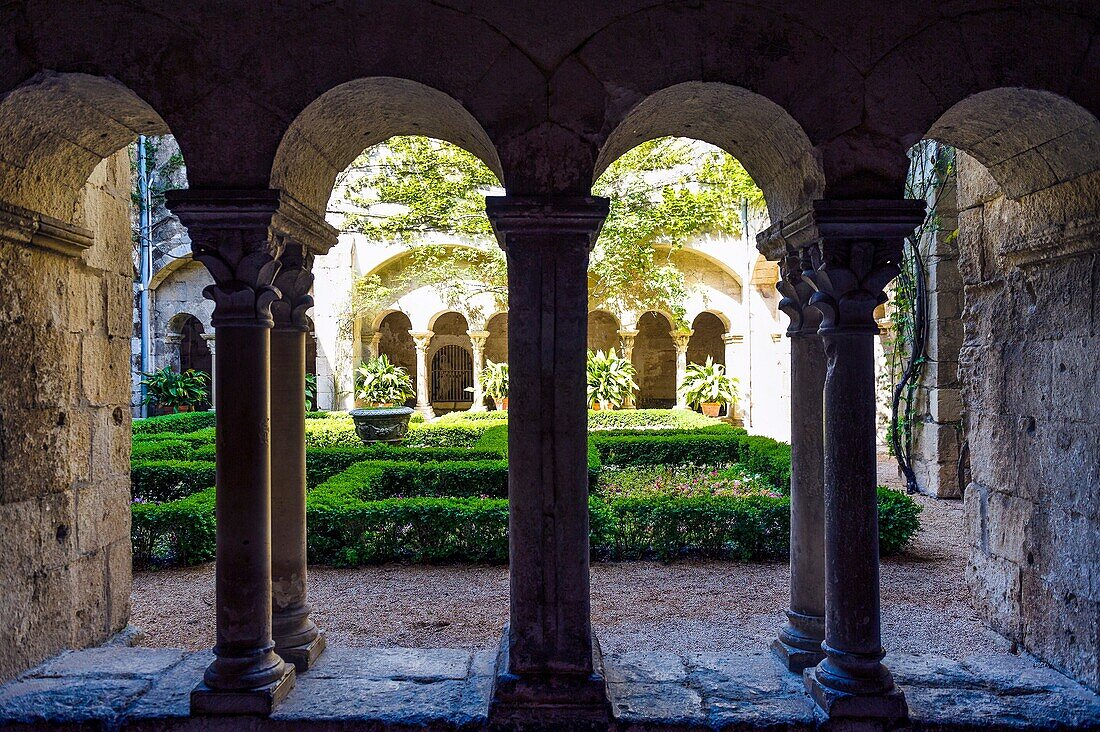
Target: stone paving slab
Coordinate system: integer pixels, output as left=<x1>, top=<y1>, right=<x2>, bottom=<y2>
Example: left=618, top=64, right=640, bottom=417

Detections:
left=0, top=646, right=1098, bottom=730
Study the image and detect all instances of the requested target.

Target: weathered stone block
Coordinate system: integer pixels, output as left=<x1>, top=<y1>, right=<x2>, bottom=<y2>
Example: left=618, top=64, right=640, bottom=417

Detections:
left=70, top=551, right=107, bottom=648
left=74, top=476, right=130, bottom=553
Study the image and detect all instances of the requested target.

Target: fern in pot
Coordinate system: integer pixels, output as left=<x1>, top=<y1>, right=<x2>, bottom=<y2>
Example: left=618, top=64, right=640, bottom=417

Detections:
left=350, top=355, right=416, bottom=443
left=481, top=360, right=509, bottom=411
left=679, top=357, right=738, bottom=418
left=586, top=349, right=637, bottom=410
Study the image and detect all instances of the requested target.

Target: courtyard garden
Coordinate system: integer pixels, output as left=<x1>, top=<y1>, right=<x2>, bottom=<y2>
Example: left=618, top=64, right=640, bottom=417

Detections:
left=129, top=409, right=921, bottom=570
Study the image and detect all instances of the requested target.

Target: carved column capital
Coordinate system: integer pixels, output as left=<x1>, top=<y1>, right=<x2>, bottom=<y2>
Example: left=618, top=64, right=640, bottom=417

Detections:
left=758, top=199, right=925, bottom=335
left=166, top=189, right=336, bottom=329
left=486, top=195, right=609, bottom=255
left=410, top=331, right=434, bottom=352
left=271, top=241, right=315, bottom=332
left=617, top=329, right=639, bottom=347
left=468, top=330, right=490, bottom=350
left=670, top=329, right=693, bottom=353
left=200, top=333, right=216, bottom=354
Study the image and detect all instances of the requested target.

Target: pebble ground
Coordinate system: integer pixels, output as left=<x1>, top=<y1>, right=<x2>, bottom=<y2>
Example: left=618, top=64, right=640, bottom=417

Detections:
left=132, top=456, right=1009, bottom=658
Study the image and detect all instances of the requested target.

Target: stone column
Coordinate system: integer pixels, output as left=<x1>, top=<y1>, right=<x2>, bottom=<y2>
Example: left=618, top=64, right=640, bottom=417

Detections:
left=784, top=199, right=925, bottom=721
left=269, top=242, right=326, bottom=671
left=166, top=189, right=308, bottom=715
left=201, top=333, right=216, bottom=406
left=368, top=332, right=382, bottom=359
left=163, top=332, right=183, bottom=372
left=410, top=330, right=435, bottom=418
left=485, top=195, right=611, bottom=725
left=617, top=329, right=639, bottom=408
left=468, top=330, right=489, bottom=411
left=756, top=239, right=827, bottom=672
left=721, top=333, right=743, bottom=422
left=671, top=329, right=693, bottom=409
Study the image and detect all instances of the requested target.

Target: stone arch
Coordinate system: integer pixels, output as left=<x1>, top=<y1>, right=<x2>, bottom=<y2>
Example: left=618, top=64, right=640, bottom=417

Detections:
left=0, top=71, right=172, bottom=222
left=633, top=311, right=676, bottom=408
left=375, top=310, right=416, bottom=408
left=926, top=88, right=1100, bottom=200
left=687, top=312, right=727, bottom=369
left=907, top=90, right=1100, bottom=691
left=593, top=82, right=823, bottom=221
left=429, top=311, right=473, bottom=411
left=484, top=311, right=508, bottom=366
left=587, top=310, right=620, bottom=354
left=270, top=77, right=504, bottom=215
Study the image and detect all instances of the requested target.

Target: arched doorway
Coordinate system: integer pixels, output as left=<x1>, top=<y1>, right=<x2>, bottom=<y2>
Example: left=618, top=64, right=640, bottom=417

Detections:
left=588, top=311, right=620, bottom=354
left=634, top=311, right=676, bottom=408
left=377, top=311, right=417, bottom=408
left=429, top=312, right=474, bottom=413
left=687, top=312, right=726, bottom=368
left=178, top=315, right=212, bottom=376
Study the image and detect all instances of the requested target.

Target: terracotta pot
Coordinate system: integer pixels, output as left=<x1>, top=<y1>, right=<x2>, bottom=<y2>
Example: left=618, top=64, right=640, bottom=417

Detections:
left=591, top=401, right=602, bottom=411
left=701, top=402, right=722, bottom=418
left=493, top=397, right=508, bottom=411
left=175, top=405, right=194, bottom=413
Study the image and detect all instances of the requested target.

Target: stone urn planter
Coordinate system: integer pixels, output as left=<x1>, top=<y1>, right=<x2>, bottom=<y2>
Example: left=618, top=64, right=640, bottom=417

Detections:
left=701, top=402, right=722, bottom=418
left=349, top=406, right=414, bottom=444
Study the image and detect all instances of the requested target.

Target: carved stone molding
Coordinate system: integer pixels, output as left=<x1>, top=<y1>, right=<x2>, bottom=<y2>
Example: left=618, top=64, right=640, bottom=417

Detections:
left=670, top=329, right=693, bottom=353
left=758, top=200, right=926, bottom=334
left=271, top=242, right=315, bottom=331
left=485, top=195, right=609, bottom=253
left=0, top=200, right=93, bottom=257
left=166, top=189, right=333, bottom=328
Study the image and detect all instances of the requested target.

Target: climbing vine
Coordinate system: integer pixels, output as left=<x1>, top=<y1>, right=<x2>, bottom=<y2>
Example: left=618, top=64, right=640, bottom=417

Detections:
left=886, top=141, right=956, bottom=493
left=333, top=136, right=764, bottom=327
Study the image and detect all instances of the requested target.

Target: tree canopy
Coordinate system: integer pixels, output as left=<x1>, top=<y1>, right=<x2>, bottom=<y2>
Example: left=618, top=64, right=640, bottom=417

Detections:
left=333, top=135, right=763, bottom=326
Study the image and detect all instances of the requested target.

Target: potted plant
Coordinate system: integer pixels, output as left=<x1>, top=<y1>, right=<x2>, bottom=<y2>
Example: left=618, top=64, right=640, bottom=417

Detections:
left=679, top=357, right=738, bottom=418
left=482, top=360, right=509, bottom=411
left=586, top=349, right=637, bottom=411
left=140, top=367, right=209, bottom=413
left=350, top=355, right=416, bottom=443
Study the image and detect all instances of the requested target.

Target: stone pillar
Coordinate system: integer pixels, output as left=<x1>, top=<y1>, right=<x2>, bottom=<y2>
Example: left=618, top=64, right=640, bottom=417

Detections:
left=671, top=329, right=693, bottom=409
left=163, top=332, right=183, bottom=372
left=778, top=199, right=925, bottom=721
left=485, top=195, right=611, bottom=725
left=721, top=333, right=744, bottom=422
left=269, top=242, right=327, bottom=671
left=617, top=329, right=639, bottom=408
left=368, top=332, right=382, bottom=359
left=756, top=239, right=827, bottom=672
left=468, top=330, right=489, bottom=411
left=410, top=330, right=435, bottom=418
left=166, top=189, right=299, bottom=715
left=201, top=333, right=216, bottom=406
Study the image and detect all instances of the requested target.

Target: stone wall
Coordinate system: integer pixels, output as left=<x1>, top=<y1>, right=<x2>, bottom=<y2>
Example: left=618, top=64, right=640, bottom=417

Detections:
left=912, top=176, right=968, bottom=498
left=0, top=150, right=134, bottom=682
left=957, top=152, right=1100, bottom=692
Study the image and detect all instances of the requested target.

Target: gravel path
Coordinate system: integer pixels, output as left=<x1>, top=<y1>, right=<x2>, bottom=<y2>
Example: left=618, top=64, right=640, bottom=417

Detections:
left=132, top=457, right=1008, bottom=659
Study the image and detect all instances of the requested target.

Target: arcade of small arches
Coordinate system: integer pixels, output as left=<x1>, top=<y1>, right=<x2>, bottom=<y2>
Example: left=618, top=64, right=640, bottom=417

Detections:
left=1, top=5, right=1100, bottom=730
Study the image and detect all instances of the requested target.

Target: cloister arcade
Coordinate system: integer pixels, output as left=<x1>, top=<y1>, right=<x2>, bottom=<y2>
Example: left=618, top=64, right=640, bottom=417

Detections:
left=0, top=3, right=1099, bottom=730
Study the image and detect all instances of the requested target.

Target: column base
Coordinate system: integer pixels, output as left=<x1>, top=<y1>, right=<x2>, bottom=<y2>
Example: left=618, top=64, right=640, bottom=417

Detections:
left=276, top=629, right=327, bottom=672
left=467, top=403, right=487, bottom=413
left=772, top=638, right=825, bottom=674
left=772, top=611, right=825, bottom=672
left=190, top=664, right=295, bottom=716
left=414, top=404, right=435, bottom=419
left=804, top=665, right=907, bottom=722
left=489, top=631, right=611, bottom=729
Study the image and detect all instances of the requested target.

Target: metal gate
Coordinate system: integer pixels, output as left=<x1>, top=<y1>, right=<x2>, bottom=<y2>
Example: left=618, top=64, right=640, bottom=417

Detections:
left=431, top=344, right=474, bottom=403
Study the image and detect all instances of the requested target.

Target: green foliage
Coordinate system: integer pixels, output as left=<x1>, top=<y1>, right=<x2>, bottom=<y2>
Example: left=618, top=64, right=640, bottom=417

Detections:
left=304, top=416, right=360, bottom=449
left=877, top=487, right=924, bottom=555
left=356, top=354, right=415, bottom=405
left=131, top=488, right=216, bottom=568
left=586, top=350, right=638, bottom=408
left=587, top=408, right=718, bottom=431
left=133, top=411, right=217, bottom=435
left=679, top=357, right=738, bottom=408
left=480, top=360, right=509, bottom=400
left=131, top=440, right=194, bottom=461
left=131, top=460, right=216, bottom=503
left=404, top=423, right=492, bottom=449
left=338, top=136, right=764, bottom=328
left=305, top=373, right=318, bottom=410
left=140, top=367, right=209, bottom=408
left=315, top=459, right=509, bottom=500
left=433, top=410, right=509, bottom=424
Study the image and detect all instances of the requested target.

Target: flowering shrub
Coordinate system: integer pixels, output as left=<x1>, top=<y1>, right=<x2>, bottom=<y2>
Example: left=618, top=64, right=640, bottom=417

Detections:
left=598, top=464, right=783, bottom=501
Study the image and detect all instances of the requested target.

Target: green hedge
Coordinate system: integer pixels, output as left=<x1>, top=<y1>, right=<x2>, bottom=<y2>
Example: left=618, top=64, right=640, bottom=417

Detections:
left=134, top=485, right=918, bottom=568
left=131, top=439, right=195, bottom=461
left=131, top=460, right=216, bottom=502
left=474, top=425, right=602, bottom=487
left=316, top=459, right=509, bottom=500
left=588, top=408, right=719, bottom=431
left=132, top=411, right=216, bottom=435
left=131, top=488, right=216, bottom=568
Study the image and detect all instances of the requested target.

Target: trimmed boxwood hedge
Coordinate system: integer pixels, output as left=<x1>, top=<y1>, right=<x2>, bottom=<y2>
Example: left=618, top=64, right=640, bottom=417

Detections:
left=319, top=459, right=509, bottom=500
left=135, top=483, right=917, bottom=567
left=132, top=460, right=216, bottom=502
left=132, top=411, right=217, bottom=435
